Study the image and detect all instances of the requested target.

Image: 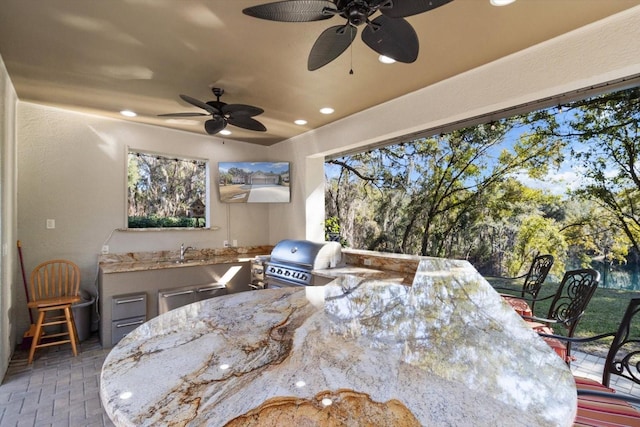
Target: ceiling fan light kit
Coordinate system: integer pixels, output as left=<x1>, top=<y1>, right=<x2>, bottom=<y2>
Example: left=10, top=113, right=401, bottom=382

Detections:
left=158, top=88, right=267, bottom=135
left=243, top=0, right=454, bottom=71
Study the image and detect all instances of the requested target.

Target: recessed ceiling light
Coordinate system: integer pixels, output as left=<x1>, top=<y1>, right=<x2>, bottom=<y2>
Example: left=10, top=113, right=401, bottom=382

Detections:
left=490, top=0, right=516, bottom=6
left=378, top=55, right=396, bottom=64
left=294, top=119, right=307, bottom=125
left=120, top=110, right=137, bottom=117
left=219, top=129, right=232, bottom=135
left=319, top=107, right=334, bottom=115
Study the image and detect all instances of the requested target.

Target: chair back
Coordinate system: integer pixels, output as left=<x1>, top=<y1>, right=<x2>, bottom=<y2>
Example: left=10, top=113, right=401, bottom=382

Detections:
left=603, top=297, right=640, bottom=387
left=521, top=254, right=554, bottom=311
left=30, top=259, right=81, bottom=301
left=547, top=268, right=599, bottom=338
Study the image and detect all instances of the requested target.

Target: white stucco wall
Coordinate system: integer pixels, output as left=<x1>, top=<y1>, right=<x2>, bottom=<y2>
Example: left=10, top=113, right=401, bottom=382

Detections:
left=14, top=104, right=271, bottom=343
left=0, top=53, right=18, bottom=378
left=267, top=6, right=640, bottom=244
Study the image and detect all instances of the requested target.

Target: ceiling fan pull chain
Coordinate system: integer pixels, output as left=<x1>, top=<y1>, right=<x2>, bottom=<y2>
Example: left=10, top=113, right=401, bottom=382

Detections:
left=349, top=25, right=355, bottom=75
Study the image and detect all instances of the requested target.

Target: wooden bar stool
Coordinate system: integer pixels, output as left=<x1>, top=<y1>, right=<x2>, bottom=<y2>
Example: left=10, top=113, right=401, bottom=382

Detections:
left=27, top=259, right=81, bottom=364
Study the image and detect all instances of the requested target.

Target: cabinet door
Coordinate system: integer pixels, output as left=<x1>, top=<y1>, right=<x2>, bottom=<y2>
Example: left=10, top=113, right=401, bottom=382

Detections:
left=158, top=288, right=196, bottom=314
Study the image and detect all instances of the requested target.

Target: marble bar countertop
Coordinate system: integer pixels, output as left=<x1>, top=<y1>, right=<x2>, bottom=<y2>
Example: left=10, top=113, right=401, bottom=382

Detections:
left=98, top=245, right=274, bottom=274
left=100, top=257, right=576, bottom=426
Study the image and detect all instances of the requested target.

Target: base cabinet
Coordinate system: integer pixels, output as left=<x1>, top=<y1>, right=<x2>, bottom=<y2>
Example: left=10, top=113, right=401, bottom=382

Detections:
left=99, top=262, right=250, bottom=348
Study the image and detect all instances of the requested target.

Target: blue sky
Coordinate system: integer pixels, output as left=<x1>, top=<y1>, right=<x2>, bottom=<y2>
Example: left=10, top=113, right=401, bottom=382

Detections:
left=219, top=161, right=289, bottom=174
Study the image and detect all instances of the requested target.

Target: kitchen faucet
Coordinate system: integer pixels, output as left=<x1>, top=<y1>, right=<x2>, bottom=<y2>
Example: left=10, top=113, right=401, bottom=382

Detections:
left=179, top=243, right=194, bottom=262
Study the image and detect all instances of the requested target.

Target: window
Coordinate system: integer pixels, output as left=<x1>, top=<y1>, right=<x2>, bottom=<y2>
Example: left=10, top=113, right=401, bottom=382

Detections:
left=127, top=150, right=208, bottom=228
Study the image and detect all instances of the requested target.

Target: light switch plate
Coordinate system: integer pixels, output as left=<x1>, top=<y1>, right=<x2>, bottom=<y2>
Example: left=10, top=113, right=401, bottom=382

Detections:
left=46, top=219, right=55, bottom=229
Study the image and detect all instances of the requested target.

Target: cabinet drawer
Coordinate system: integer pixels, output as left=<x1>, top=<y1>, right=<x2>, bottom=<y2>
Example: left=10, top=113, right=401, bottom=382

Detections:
left=195, top=283, right=227, bottom=301
left=112, top=293, right=147, bottom=320
left=111, top=315, right=146, bottom=346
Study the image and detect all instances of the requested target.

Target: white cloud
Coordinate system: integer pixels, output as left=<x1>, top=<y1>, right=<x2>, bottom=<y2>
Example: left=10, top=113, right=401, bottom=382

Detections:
left=510, top=168, right=588, bottom=196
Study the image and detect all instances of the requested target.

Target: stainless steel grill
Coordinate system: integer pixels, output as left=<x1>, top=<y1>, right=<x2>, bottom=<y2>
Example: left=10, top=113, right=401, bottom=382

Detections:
left=264, top=239, right=342, bottom=288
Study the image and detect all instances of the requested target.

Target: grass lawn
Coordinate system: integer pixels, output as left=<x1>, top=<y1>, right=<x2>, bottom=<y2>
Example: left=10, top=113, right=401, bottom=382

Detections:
left=486, top=276, right=640, bottom=356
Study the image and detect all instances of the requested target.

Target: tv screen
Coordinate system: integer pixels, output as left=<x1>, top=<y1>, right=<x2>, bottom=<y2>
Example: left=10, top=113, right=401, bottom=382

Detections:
left=218, top=162, right=290, bottom=203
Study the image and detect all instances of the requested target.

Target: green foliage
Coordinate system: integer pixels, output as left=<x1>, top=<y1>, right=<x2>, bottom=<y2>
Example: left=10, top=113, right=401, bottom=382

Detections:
left=506, top=215, right=567, bottom=278
left=127, top=216, right=201, bottom=228
left=324, top=216, right=348, bottom=246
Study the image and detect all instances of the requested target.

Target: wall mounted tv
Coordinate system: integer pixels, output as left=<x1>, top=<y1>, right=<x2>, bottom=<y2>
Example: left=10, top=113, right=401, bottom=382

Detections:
left=218, top=162, right=290, bottom=203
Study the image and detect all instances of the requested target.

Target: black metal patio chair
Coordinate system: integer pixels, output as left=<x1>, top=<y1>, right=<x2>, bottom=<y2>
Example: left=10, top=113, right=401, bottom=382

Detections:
left=540, top=297, right=640, bottom=425
left=519, top=268, right=600, bottom=363
left=494, top=254, right=554, bottom=314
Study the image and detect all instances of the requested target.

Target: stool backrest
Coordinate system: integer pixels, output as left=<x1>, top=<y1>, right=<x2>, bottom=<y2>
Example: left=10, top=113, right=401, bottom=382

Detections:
left=30, top=259, right=81, bottom=301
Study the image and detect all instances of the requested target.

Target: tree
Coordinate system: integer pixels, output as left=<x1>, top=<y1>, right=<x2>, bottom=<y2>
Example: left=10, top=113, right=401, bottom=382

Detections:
left=326, top=118, right=564, bottom=262
left=528, top=88, right=640, bottom=262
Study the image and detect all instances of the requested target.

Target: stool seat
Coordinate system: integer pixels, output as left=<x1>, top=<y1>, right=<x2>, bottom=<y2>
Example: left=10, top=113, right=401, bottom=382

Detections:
left=28, top=295, right=80, bottom=309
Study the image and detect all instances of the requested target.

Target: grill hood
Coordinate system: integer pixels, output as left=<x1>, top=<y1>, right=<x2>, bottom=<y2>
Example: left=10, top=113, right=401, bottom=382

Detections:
left=270, top=239, right=342, bottom=270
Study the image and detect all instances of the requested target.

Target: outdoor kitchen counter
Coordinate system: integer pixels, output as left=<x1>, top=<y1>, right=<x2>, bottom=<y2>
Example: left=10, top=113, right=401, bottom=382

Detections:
left=100, top=246, right=418, bottom=284
left=100, top=257, right=576, bottom=426
left=313, top=248, right=423, bottom=285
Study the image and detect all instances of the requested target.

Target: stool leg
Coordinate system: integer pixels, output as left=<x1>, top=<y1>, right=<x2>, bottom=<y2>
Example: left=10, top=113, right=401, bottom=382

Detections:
left=28, top=310, right=46, bottom=364
left=64, top=306, right=78, bottom=357
left=68, top=308, right=80, bottom=346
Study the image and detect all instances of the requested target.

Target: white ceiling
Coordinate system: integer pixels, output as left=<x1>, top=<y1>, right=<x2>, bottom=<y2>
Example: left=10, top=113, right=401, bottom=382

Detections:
left=1, top=0, right=639, bottom=146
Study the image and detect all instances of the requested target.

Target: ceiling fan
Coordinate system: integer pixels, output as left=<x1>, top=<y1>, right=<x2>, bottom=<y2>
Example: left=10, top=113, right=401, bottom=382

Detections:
left=242, top=0, right=453, bottom=71
left=158, top=88, right=267, bottom=135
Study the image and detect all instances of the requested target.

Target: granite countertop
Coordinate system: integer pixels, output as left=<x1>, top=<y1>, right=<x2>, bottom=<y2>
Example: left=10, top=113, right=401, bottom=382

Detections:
left=100, top=257, right=576, bottom=426
left=312, top=265, right=408, bottom=284
left=98, top=246, right=273, bottom=274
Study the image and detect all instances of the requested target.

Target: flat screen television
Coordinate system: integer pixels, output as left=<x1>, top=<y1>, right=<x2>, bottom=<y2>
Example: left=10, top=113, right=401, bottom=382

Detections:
left=218, top=162, right=290, bottom=203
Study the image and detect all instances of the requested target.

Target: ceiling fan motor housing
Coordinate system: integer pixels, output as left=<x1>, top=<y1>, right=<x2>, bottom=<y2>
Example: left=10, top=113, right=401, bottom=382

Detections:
left=338, top=0, right=377, bottom=26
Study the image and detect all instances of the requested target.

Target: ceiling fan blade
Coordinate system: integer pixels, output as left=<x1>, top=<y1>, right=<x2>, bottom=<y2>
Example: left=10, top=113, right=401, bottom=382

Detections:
left=243, top=0, right=336, bottom=22
left=204, top=117, right=227, bottom=135
left=179, top=94, right=217, bottom=115
left=157, top=112, right=209, bottom=117
left=227, top=116, right=267, bottom=132
left=308, top=25, right=357, bottom=71
left=222, top=104, right=264, bottom=117
left=381, top=0, right=453, bottom=18
left=361, top=15, right=418, bottom=63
